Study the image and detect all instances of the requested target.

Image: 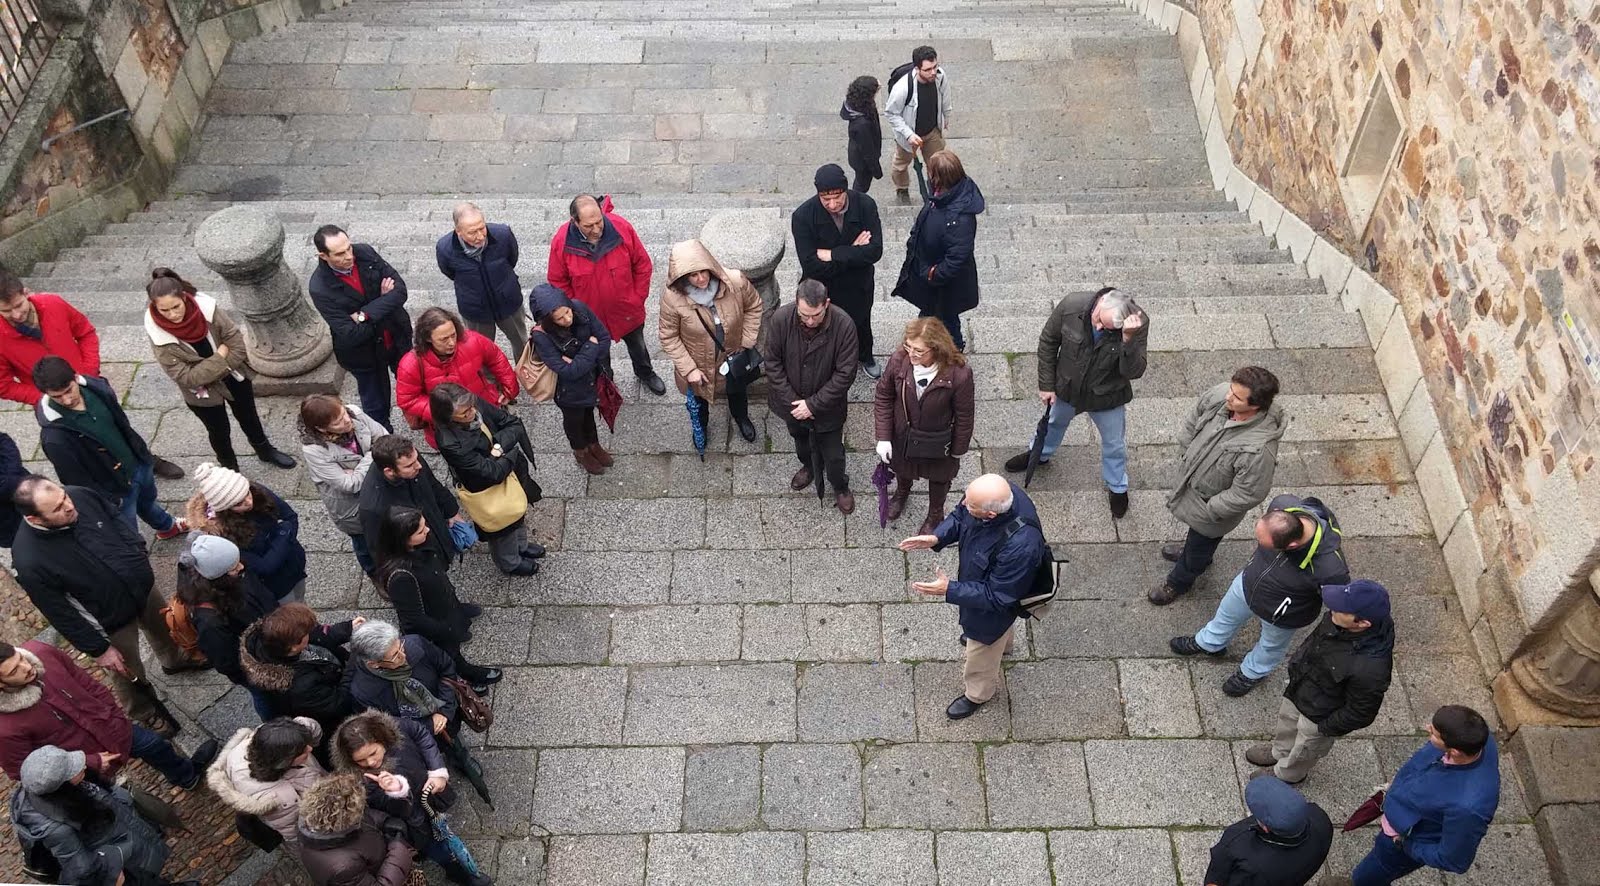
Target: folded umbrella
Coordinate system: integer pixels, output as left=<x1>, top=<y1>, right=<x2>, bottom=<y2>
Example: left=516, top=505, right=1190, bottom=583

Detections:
left=423, top=787, right=483, bottom=876
left=440, top=731, right=493, bottom=807
left=808, top=422, right=826, bottom=505
left=685, top=389, right=707, bottom=461
left=872, top=461, right=896, bottom=528
left=1022, top=403, right=1052, bottom=488
left=1343, top=789, right=1386, bottom=831
left=596, top=368, right=623, bottom=432
left=912, top=150, right=931, bottom=202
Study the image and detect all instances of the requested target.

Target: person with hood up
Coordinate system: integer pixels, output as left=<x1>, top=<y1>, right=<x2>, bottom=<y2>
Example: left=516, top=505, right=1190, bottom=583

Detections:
left=1205, top=775, right=1333, bottom=885
left=840, top=75, right=884, bottom=193
left=1150, top=367, right=1288, bottom=606
left=528, top=282, right=615, bottom=475
left=659, top=239, right=766, bottom=443
left=1170, top=493, right=1351, bottom=697
left=187, top=462, right=308, bottom=604
left=896, top=150, right=984, bottom=351
left=394, top=307, right=517, bottom=448
left=547, top=194, right=664, bottom=395
left=9, top=745, right=186, bottom=886
left=294, top=771, right=415, bottom=886
left=208, top=717, right=327, bottom=851
left=333, top=710, right=491, bottom=886
left=240, top=603, right=363, bottom=742
left=1247, top=580, right=1394, bottom=784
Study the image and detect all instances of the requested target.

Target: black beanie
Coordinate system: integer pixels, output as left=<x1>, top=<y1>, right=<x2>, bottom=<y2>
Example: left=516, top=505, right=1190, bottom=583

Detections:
left=814, top=164, right=849, bottom=192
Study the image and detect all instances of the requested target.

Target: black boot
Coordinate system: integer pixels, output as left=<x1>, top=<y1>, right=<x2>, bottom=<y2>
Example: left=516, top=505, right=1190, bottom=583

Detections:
left=441, top=857, right=493, bottom=886
left=152, top=456, right=186, bottom=479
left=255, top=445, right=297, bottom=469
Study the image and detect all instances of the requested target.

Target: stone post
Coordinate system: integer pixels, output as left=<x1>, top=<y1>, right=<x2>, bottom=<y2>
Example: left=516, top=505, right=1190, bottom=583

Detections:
left=1498, top=574, right=1600, bottom=725
left=698, top=208, right=787, bottom=352
left=194, top=205, right=339, bottom=395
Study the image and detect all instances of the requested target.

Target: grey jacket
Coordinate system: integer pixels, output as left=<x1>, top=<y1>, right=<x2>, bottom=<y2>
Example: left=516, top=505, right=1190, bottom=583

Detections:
left=1167, top=382, right=1287, bottom=538
left=11, top=780, right=167, bottom=886
left=883, top=67, right=952, bottom=150
left=301, top=405, right=387, bottom=535
left=1037, top=290, right=1149, bottom=413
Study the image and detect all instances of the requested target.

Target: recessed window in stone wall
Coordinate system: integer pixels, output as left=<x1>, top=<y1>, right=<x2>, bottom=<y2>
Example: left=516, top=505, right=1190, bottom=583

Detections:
left=1338, top=72, right=1406, bottom=237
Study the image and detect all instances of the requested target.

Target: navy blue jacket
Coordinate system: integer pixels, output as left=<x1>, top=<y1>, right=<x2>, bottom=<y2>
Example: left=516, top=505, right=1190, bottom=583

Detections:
left=930, top=481, right=1044, bottom=644
left=1380, top=737, right=1500, bottom=874
left=529, top=283, right=611, bottom=409
left=435, top=224, right=523, bottom=325
left=237, top=489, right=307, bottom=601
left=0, top=432, right=25, bottom=546
left=900, top=176, right=985, bottom=314
left=344, top=634, right=461, bottom=727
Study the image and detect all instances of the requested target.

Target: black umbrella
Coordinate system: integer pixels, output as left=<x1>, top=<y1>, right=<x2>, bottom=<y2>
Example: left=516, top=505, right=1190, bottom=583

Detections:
left=912, top=150, right=931, bottom=202
left=806, top=421, right=827, bottom=505
left=1022, top=403, right=1052, bottom=489
left=439, top=731, right=493, bottom=807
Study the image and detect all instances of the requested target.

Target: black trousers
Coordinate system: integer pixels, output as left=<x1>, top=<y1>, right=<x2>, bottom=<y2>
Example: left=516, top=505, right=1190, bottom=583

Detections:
left=693, top=383, right=751, bottom=428
left=850, top=163, right=875, bottom=194
left=561, top=406, right=600, bottom=449
left=188, top=376, right=271, bottom=465
left=620, top=324, right=655, bottom=378
left=787, top=420, right=849, bottom=492
left=349, top=362, right=397, bottom=433
left=1167, top=527, right=1224, bottom=592
left=833, top=291, right=874, bottom=362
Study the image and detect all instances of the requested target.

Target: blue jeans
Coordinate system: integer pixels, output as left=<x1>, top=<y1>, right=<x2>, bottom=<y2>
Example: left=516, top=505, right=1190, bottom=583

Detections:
left=130, top=723, right=194, bottom=787
left=1350, top=831, right=1425, bottom=885
left=249, top=687, right=275, bottom=722
left=349, top=365, right=395, bottom=433
left=349, top=532, right=375, bottom=575
left=1193, top=573, right=1301, bottom=679
left=1035, top=400, right=1128, bottom=492
left=118, top=462, right=176, bottom=534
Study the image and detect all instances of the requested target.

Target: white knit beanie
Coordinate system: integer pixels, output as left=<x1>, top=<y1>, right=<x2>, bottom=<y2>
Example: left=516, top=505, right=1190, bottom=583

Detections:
left=195, top=461, right=250, bottom=512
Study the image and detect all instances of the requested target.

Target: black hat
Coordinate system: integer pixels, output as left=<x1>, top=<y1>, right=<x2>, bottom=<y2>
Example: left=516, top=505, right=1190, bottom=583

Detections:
left=814, top=164, right=849, bottom=192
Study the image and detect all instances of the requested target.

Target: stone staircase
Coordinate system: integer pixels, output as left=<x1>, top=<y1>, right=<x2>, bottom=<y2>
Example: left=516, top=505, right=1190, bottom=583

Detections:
left=3, top=1, right=1554, bottom=884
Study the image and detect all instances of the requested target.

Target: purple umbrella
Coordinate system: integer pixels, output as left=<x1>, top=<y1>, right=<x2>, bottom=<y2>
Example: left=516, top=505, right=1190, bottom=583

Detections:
left=872, top=461, right=897, bottom=528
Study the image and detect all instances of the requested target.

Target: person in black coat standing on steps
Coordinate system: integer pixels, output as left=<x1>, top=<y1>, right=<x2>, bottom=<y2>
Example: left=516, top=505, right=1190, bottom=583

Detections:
left=309, top=225, right=411, bottom=432
left=840, top=76, right=883, bottom=193
left=793, top=164, right=884, bottom=378
left=896, top=150, right=984, bottom=352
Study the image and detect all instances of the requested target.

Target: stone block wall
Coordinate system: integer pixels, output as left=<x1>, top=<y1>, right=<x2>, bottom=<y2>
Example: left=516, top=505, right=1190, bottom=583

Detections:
left=1132, top=0, right=1600, bottom=668
left=0, top=0, right=349, bottom=270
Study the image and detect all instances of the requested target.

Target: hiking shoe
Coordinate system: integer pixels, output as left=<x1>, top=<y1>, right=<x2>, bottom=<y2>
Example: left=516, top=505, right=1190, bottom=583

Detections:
left=1245, top=744, right=1278, bottom=768
left=790, top=467, right=813, bottom=491
left=1148, top=582, right=1189, bottom=606
left=1109, top=490, right=1129, bottom=519
left=1160, top=542, right=1184, bottom=562
left=1223, top=670, right=1267, bottom=697
left=1003, top=450, right=1044, bottom=473
left=1170, top=635, right=1225, bottom=657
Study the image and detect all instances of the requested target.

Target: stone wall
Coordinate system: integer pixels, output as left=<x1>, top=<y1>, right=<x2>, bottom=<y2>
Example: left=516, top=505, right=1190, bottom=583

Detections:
left=0, top=0, right=349, bottom=270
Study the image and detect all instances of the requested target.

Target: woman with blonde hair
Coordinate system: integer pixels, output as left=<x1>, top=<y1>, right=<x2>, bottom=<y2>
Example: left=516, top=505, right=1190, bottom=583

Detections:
left=872, top=316, right=975, bottom=533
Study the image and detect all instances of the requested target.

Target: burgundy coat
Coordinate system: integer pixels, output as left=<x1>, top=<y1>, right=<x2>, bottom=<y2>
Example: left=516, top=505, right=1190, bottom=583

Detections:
left=872, top=348, right=975, bottom=483
left=0, top=641, right=132, bottom=781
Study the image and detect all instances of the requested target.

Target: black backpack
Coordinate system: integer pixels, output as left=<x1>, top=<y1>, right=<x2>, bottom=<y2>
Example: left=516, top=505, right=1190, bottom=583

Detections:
left=886, top=61, right=916, bottom=102
left=1003, top=515, right=1063, bottom=619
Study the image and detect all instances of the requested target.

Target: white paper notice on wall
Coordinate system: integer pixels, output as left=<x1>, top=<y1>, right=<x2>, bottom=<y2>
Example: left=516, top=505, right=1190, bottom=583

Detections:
left=1562, top=311, right=1600, bottom=386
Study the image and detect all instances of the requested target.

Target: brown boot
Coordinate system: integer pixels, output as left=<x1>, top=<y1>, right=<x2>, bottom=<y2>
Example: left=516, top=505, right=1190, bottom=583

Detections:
left=918, top=506, right=945, bottom=536
left=586, top=442, right=614, bottom=467
left=887, top=483, right=911, bottom=521
left=573, top=448, right=604, bottom=475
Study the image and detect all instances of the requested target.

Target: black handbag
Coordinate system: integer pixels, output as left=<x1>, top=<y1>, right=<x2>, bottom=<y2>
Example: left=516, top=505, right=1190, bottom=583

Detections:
left=694, top=308, right=763, bottom=385
left=900, top=374, right=952, bottom=459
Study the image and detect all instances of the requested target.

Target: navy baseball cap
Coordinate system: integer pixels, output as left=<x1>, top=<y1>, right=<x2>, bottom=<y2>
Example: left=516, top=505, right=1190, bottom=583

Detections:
left=1320, top=579, right=1391, bottom=623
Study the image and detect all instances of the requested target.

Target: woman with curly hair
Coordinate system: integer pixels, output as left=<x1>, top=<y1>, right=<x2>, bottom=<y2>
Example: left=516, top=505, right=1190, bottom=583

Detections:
left=840, top=75, right=884, bottom=193
left=294, top=771, right=415, bottom=886
left=187, top=462, right=307, bottom=604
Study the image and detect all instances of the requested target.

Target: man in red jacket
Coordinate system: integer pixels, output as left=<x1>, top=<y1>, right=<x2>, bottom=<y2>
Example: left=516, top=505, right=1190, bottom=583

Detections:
left=0, top=268, right=183, bottom=477
left=547, top=194, right=666, bottom=395
left=0, top=639, right=218, bottom=788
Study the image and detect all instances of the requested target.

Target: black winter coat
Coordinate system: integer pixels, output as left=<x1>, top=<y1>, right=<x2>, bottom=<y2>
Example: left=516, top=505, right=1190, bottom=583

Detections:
left=434, top=398, right=531, bottom=494
left=840, top=100, right=883, bottom=180
left=296, top=807, right=413, bottom=886
left=382, top=551, right=470, bottom=654
left=12, top=486, right=154, bottom=657
left=309, top=244, right=412, bottom=372
left=1283, top=612, right=1394, bottom=737
left=435, top=223, right=522, bottom=325
left=35, top=375, right=152, bottom=496
left=1204, top=806, right=1334, bottom=886
left=1036, top=290, right=1150, bottom=413
left=762, top=303, right=859, bottom=433
left=358, top=461, right=460, bottom=566
left=0, top=431, right=26, bottom=546
left=345, top=634, right=461, bottom=727
left=192, top=573, right=280, bottom=686
left=898, top=176, right=985, bottom=314
left=239, top=618, right=357, bottom=737
left=528, top=283, right=611, bottom=409
left=792, top=190, right=884, bottom=310
left=1240, top=495, right=1350, bottom=629
left=338, top=713, right=456, bottom=850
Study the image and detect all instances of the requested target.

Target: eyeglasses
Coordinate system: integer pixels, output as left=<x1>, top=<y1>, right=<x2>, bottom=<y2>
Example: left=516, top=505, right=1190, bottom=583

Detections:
left=904, top=344, right=931, bottom=357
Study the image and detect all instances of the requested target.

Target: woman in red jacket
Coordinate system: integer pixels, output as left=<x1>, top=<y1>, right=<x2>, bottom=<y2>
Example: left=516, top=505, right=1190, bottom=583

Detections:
left=395, top=308, right=516, bottom=447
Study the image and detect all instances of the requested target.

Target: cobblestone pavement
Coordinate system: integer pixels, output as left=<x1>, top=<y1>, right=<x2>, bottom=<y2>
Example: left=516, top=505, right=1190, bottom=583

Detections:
left=3, top=0, right=1555, bottom=884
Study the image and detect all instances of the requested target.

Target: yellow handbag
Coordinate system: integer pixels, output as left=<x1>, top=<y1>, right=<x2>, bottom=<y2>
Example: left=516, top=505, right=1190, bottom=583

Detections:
left=516, top=332, right=557, bottom=402
left=454, top=424, right=528, bottom=533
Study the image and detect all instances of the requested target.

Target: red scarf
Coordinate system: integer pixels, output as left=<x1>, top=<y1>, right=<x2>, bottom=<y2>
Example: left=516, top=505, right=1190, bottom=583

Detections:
left=150, top=293, right=210, bottom=343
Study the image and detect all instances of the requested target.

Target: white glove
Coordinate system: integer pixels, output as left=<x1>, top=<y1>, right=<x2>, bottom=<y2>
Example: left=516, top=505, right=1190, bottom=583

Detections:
left=876, top=441, right=893, bottom=463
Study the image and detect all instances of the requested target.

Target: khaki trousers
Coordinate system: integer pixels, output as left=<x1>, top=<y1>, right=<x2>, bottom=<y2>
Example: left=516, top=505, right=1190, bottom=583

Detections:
left=464, top=311, right=530, bottom=361
left=104, top=588, right=185, bottom=721
left=961, top=624, right=1015, bottom=703
left=1270, top=696, right=1337, bottom=782
left=890, top=128, right=948, bottom=190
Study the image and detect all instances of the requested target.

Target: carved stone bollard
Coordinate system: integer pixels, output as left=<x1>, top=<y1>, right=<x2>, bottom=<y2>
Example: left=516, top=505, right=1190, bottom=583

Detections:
left=194, top=205, right=338, bottom=395
left=698, top=208, right=787, bottom=351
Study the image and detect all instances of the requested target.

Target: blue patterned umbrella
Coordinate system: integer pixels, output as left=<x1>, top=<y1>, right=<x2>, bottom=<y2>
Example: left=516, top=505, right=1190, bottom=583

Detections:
left=423, top=787, right=481, bottom=877
left=685, top=389, right=707, bottom=461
